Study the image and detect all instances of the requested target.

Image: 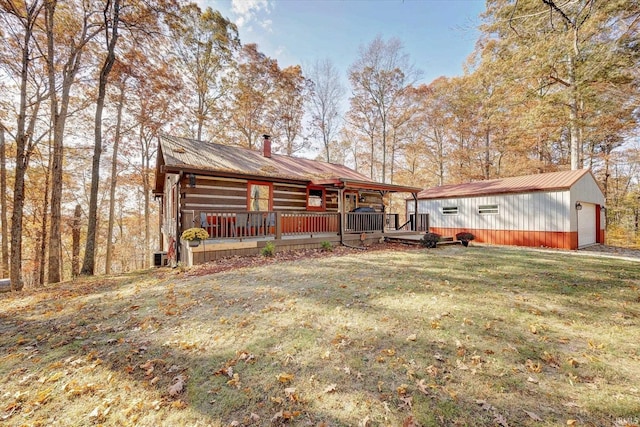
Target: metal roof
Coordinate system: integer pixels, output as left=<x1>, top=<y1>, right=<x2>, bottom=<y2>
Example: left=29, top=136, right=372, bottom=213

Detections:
left=157, top=134, right=421, bottom=193
left=415, top=169, right=593, bottom=200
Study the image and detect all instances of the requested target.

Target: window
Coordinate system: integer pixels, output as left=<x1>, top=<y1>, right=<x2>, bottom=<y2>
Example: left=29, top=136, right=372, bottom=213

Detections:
left=442, top=206, right=458, bottom=215
left=248, top=182, right=272, bottom=211
left=478, top=204, right=499, bottom=215
left=307, top=186, right=325, bottom=211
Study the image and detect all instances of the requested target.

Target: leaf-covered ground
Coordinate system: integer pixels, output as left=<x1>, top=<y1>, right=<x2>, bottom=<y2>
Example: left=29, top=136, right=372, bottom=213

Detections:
left=1, top=244, right=639, bottom=426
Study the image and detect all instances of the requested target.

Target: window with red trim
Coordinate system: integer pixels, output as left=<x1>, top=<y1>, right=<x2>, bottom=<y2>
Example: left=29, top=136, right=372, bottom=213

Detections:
left=306, top=185, right=325, bottom=211
left=248, top=181, right=272, bottom=211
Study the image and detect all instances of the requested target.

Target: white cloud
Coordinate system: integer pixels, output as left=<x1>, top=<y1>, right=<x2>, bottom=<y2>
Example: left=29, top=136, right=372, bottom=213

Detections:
left=230, top=0, right=271, bottom=29
left=260, top=19, right=273, bottom=32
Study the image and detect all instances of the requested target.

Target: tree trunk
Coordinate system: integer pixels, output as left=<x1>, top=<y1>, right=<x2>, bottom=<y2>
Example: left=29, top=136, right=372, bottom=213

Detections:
left=484, top=127, right=491, bottom=179
left=10, top=4, right=43, bottom=291
left=144, top=164, right=151, bottom=269
left=568, top=29, right=581, bottom=171
left=82, top=0, right=120, bottom=275
left=140, top=127, right=154, bottom=269
left=46, top=0, right=91, bottom=284
left=105, top=79, right=125, bottom=274
left=72, top=204, right=81, bottom=277
left=38, top=141, right=52, bottom=286
left=0, top=125, right=8, bottom=277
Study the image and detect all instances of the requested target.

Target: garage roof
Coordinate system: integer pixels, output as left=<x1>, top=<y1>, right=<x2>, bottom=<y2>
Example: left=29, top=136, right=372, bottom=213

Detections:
left=415, top=169, right=593, bottom=200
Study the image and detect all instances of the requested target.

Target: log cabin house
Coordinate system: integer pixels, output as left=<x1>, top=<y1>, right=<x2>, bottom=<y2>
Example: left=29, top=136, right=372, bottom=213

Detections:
left=153, top=134, right=425, bottom=266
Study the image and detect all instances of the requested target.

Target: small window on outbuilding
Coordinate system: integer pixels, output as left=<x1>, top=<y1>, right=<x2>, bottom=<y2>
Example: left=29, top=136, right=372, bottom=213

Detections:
left=307, top=186, right=325, bottom=211
left=478, top=204, right=499, bottom=215
left=442, top=206, right=458, bottom=215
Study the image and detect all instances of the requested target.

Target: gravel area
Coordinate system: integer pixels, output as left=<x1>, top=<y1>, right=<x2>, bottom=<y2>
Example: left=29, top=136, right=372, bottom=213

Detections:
left=580, top=244, right=640, bottom=261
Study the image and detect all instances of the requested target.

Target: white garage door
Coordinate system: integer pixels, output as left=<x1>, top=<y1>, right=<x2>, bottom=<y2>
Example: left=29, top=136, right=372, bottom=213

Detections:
left=578, top=203, right=596, bottom=247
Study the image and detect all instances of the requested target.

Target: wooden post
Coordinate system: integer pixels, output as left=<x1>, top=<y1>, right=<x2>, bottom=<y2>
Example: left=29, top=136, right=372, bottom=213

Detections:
left=275, top=212, right=282, bottom=240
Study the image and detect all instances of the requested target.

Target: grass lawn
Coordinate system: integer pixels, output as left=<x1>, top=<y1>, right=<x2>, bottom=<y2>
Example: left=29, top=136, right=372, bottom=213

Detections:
left=1, top=245, right=639, bottom=426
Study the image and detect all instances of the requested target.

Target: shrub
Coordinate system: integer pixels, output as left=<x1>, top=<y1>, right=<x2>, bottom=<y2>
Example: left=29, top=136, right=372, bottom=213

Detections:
left=320, top=241, right=333, bottom=252
left=261, top=241, right=275, bottom=257
left=455, top=232, right=475, bottom=242
left=420, top=232, right=441, bottom=248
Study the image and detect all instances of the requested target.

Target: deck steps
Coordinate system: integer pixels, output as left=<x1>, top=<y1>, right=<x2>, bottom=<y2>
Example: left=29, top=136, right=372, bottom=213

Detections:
left=384, top=235, right=461, bottom=246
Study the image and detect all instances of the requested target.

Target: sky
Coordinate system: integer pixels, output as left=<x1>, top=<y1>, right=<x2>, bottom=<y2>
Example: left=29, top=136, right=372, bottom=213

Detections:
left=203, top=0, right=487, bottom=85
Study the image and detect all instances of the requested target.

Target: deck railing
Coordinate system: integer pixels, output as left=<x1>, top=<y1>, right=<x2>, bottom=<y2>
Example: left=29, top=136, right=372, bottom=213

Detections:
left=181, top=210, right=426, bottom=241
left=281, top=212, right=340, bottom=236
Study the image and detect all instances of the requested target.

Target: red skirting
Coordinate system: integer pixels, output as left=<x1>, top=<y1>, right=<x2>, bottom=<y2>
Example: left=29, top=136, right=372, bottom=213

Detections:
left=429, top=227, right=578, bottom=250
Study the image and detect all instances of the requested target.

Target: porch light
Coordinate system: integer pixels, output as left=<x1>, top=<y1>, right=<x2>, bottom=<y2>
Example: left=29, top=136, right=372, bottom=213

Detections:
left=575, top=202, right=582, bottom=211
left=359, top=194, right=366, bottom=203
left=189, top=173, right=196, bottom=188
left=600, top=205, right=606, bottom=212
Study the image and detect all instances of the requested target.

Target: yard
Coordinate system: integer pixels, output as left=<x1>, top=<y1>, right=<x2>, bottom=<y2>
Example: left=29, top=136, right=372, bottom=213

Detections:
left=1, top=245, right=639, bottom=426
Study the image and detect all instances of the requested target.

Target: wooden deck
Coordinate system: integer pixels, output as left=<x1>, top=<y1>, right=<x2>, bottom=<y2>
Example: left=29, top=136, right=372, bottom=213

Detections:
left=183, top=229, right=434, bottom=265
left=176, top=212, right=431, bottom=266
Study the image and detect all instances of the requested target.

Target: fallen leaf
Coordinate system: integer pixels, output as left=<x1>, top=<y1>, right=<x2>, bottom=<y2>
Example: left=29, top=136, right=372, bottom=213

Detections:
left=494, top=412, right=509, bottom=427
left=277, top=372, right=294, bottom=384
left=524, top=410, right=542, bottom=421
left=170, top=400, right=187, bottom=409
left=403, top=415, right=418, bottom=426
left=567, top=358, right=579, bottom=368
left=168, top=375, right=185, bottom=397
left=227, top=373, right=241, bottom=389
left=416, top=378, right=429, bottom=395
left=526, top=359, right=542, bottom=373
left=567, top=420, right=577, bottom=426
left=284, top=387, right=298, bottom=401
left=399, top=396, right=412, bottom=409
left=562, top=402, right=581, bottom=408
left=406, top=334, right=417, bottom=342
left=324, top=383, right=337, bottom=393
left=88, top=406, right=101, bottom=419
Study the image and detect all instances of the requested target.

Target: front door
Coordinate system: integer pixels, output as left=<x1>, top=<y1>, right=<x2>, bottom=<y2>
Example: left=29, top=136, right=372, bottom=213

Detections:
left=344, top=192, right=357, bottom=213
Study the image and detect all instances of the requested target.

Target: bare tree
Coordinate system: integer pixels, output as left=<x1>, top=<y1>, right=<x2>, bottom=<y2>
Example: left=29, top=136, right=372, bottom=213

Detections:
left=170, top=4, right=239, bottom=141
left=0, top=124, right=8, bottom=277
left=348, top=36, right=421, bottom=183
left=308, top=58, right=344, bottom=162
left=82, top=0, right=121, bottom=275
left=45, top=0, right=102, bottom=283
left=105, top=73, right=127, bottom=274
left=1, top=0, right=49, bottom=290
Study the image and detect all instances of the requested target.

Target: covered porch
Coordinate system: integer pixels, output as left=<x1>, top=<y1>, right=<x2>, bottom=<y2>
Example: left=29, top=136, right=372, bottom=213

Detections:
left=180, top=209, right=429, bottom=264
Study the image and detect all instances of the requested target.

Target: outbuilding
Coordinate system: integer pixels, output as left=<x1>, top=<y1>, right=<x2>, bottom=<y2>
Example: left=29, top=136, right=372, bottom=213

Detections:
left=408, top=169, right=605, bottom=249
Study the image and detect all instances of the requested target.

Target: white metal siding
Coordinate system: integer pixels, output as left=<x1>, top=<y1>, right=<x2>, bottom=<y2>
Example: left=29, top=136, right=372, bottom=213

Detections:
left=416, top=190, right=571, bottom=232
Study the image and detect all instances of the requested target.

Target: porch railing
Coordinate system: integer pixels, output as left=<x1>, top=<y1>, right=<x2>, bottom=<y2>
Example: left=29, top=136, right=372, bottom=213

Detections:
left=281, top=212, right=340, bottom=236
left=180, top=210, right=427, bottom=241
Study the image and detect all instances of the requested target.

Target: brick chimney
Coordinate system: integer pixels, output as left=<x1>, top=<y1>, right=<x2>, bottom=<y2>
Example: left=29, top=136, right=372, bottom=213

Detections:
left=262, top=134, right=271, bottom=158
